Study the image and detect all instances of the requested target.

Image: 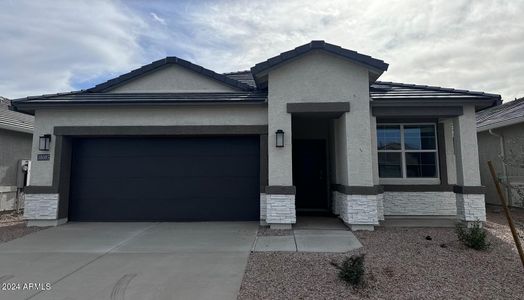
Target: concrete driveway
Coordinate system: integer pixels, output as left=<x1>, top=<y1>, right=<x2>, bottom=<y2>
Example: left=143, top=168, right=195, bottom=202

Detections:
left=0, top=222, right=258, bottom=300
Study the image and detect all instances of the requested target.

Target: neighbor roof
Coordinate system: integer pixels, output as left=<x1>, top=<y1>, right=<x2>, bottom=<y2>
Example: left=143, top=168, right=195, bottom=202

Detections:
left=477, top=97, right=524, bottom=132
left=89, top=57, right=254, bottom=92
left=0, top=98, right=34, bottom=133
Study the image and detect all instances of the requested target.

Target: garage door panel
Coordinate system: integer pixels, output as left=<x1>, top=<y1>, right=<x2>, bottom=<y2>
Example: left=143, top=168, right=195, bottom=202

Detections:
left=68, top=136, right=260, bottom=221
left=74, top=176, right=259, bottom=200
left=75, top=137, right=259, bottom=157
left=73, top=154, right=259, bottom=179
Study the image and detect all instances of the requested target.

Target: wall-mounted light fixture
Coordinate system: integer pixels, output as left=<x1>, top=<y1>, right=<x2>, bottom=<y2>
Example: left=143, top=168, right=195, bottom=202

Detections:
left=39, top=134, right=52, bottom=151
left=275, top=129, right=285, bottom=148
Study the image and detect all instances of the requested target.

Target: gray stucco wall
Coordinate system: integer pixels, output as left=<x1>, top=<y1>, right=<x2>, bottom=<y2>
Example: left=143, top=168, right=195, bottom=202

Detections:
left=30, top=105, right=267, bottom=186
left=108, top=64, right=238, bottom=93
left=334, top=116, right=349, bottom=185
left=267, top=50, right=371, bottom=187
left=478, top=122, right=524, bottom=207
left=443, top=119, right=457, bottom=185
left=0, top=128, right=32, bottom=186
left=454, top=105, right=482, bottom=186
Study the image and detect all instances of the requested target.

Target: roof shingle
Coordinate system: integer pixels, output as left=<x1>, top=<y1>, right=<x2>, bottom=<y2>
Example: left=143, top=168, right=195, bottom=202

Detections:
left=477, top=97, right=524, bottom=131
left=0, top=100, right=34, bottom=133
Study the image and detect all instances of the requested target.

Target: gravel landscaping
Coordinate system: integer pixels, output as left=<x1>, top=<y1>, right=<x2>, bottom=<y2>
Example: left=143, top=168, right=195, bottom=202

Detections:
left=0, top=210, right=47, bottom=243
left=239, top=208, right=524, bottom=300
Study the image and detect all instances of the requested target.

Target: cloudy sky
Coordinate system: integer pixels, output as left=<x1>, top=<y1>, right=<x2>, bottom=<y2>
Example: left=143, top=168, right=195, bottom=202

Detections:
left=1, top=0, right=522, bottom=101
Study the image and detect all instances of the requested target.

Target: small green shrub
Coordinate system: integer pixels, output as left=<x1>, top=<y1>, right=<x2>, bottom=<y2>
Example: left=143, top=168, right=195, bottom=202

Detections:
left=455, top=221, right=490, bottom=250
left=330, top=254, right=366, bottom=286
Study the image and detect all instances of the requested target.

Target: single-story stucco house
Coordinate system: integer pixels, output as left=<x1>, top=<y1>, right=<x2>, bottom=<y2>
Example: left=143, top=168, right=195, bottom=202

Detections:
left=0, top=97, right=33, bottom=211
left=477, top=97, right=524, bottom=208
left=11, top=41, right=501, bottom=230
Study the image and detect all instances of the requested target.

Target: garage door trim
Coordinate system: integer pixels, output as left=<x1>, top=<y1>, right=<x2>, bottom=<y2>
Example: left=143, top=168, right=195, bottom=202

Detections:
left=27, top=125, right=268, bottom=220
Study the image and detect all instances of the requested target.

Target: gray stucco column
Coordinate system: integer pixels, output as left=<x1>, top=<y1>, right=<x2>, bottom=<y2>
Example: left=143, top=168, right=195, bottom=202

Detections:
left=453, top=104, right=486, bottom=223
left=333, top=102, right=380, bottom=231
left=264, top=78, right=296, bottom=230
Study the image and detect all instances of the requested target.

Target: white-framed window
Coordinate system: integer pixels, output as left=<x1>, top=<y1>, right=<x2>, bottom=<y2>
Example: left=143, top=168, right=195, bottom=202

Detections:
left=377, top=123, right=440, bottom=184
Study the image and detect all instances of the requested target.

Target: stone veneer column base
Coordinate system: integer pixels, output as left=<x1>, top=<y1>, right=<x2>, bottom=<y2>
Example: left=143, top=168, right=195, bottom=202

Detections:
left=456, top=193, right=486, bottom=226
left=24, top=193, right=59, bottom=221
left=260, top=193, right=267, bottom=225
left=336, top=192, right=379, bottom=231
left=266, top=194, right=296, bottom=228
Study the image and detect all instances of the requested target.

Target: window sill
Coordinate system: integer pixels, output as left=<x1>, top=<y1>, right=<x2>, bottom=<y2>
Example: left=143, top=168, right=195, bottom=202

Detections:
left=379, top=178, right=440, bottom=185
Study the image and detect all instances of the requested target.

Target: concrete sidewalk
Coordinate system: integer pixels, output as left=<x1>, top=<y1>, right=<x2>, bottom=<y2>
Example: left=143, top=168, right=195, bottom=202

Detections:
left=0, top=222, right=258, bottom=300
left=253, top=217, right=363, bottom=252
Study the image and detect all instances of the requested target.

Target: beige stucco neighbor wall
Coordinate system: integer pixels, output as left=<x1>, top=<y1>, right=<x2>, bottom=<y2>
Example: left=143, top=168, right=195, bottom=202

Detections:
left=478, top=122, right=524, bottom=207
left=267, top=51, right=372, bottom=187
left=108, top=65, right=238, bottom=93
left=30, top=105, right=267, bottom=186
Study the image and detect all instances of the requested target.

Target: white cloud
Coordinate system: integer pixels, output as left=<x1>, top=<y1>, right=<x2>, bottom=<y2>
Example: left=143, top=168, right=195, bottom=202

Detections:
left=150, top=12, right=166, bottom=25
left=1, top=0, right=522, bottom=101
left=154, top=0, right=523, bottom=101
left=0, top=0, right=148, bottom=98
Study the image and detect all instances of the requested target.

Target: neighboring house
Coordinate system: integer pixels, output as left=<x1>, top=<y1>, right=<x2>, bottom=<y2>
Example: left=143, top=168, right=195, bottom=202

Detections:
left=12, top=41, right=501, bottom=229
left=477, top=97, right=524, bottom=208
left=0, top=96, right=33, bottom=211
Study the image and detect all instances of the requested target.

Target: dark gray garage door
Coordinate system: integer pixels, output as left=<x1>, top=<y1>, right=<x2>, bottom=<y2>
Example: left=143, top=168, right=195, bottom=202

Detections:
left=68, top=136, right=260, bottom=221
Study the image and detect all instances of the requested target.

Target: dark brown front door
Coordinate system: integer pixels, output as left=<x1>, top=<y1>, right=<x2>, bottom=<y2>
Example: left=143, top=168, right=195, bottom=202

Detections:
left=292, top=139, right=328, bottom=214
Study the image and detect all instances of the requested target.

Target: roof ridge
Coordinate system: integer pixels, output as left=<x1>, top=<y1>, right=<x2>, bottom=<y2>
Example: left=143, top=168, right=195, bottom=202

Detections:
left=87, top=56, right=253, bottom=92
left=223, top=70, right=251, bottom=75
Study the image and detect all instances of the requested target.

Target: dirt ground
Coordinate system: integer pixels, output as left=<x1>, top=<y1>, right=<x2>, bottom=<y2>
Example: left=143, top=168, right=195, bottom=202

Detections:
left=0, top=210, right=47, bottom=243
left=239, top=207, right=524, bottom=300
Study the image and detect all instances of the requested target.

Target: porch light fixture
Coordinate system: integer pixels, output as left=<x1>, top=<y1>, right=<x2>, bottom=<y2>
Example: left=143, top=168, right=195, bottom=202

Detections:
left=275, top=130, right=285, bottom=148
left=39, top=134, right=52, bottom=151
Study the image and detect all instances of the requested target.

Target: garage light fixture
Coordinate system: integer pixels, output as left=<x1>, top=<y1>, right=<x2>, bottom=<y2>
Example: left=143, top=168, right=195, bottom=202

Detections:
left=39, top=134, right=52, bottom=151
left=275, top=129, right=285, bottom=148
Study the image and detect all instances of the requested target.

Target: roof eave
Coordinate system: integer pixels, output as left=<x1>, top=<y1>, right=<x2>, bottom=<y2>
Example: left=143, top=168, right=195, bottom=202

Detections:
left=371, top=96, right=500, bottom=111
left=477, top=115, right=524, bottom=132
left=0, top=123, right=33, bottom=134
left=12, top=100, right=268, bottom=112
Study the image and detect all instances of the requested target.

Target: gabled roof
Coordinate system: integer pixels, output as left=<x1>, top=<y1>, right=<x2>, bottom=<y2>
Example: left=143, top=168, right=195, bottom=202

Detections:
left=0, top=99, right=34, bottom=134
left=250, top=41, right=389, bottom=87
left=89, top=57, right=254, bottom=92
left=11, top=41, right=501, bottom=114
left=477, top=97, right=524, bottom=131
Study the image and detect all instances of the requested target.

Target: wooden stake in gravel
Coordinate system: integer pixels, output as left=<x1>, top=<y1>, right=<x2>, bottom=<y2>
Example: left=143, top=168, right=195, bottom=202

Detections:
left=488, top=160, right=524, bottom=268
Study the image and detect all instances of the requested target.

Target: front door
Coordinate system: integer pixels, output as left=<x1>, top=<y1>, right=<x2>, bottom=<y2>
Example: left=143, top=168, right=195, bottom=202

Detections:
left=292, top=139, right=328, bottom=214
